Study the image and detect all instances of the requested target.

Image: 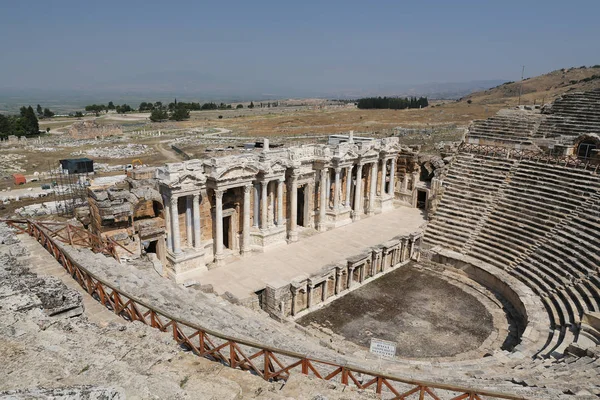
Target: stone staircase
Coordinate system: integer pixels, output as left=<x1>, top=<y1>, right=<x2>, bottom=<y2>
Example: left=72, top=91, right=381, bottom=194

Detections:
left=461, top=160, right=520, bottom=254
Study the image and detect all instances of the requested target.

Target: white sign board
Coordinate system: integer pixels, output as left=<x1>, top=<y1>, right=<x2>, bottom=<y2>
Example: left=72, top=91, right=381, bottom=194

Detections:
left=369, top=338, right=396, bottom=359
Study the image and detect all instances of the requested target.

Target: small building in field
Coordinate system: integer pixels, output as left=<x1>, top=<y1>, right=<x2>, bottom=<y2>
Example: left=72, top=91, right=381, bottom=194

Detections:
left=59, top=158, right=94, bottom=174
left=12, top=174, right=26, bottom=185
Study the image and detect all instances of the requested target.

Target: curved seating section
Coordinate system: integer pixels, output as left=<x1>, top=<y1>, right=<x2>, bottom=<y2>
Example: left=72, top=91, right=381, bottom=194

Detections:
left=423, top=153, right=516, bottom=252
left=537, top=89, right=600, bottom=138
left=467, top=111, right=542, bottom=145
left=425, top=153, right=600, bottom=359
left=466, top=89, right=600, bottom=143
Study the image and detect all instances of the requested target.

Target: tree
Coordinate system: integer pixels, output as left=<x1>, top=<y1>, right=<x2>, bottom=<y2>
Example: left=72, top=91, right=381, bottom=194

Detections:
left=150, top=108, right=169, bottom=122
left=107, top=101, right=115, bottom=110
left=36, top=104, right=43, bottom=116
left=18, top=106, right=39, bottom=135
left=248, top=101, right=255, bottom=109
left=85, top=104, right=105, bottom=115
left=236, top=104, right=243, bottom=109
left=0, top=114, right=11, bottom=137
left=43, top=108, right=55, bottom=118
left=115, top=104, right=133, bottom=113
left=74, top=111, right=83, bottom=118
left=169, top=106, right=190, bottom=121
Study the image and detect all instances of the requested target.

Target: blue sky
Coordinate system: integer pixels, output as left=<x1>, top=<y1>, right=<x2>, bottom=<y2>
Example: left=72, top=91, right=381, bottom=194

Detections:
left=1, top=0, right=599, bottom=97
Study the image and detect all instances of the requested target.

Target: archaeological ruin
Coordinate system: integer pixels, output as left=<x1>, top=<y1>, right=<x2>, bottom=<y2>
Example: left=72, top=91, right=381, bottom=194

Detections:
left=2, top=89, right=600, bottom=399
left=67, top=120, right=123, bottom=138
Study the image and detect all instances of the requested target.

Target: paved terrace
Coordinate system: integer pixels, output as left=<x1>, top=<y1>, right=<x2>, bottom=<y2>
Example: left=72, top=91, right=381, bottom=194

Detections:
left=196, top=206, right=426, bottom=299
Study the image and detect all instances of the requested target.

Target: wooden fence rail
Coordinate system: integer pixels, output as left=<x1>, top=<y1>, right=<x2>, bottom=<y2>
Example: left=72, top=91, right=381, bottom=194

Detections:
left=1, top=218, right=526, bottom=400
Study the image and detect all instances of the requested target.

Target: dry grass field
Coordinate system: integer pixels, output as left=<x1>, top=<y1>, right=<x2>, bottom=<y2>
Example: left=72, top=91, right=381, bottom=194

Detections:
left=11, top=66, right=600, bottom=184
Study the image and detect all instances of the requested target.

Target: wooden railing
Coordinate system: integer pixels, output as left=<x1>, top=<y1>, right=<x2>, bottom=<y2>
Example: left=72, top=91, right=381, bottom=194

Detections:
left=2, top=218, right=526, bottom=400
left=5, top=219, right=133, bottom=262
left=459, top=143, right=600, bottom=173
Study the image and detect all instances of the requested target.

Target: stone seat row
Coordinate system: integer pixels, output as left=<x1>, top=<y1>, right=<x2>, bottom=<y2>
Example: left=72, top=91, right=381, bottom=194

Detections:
left=469, top=125, right=538, bottom=135
left=468, top=133, right=535, bottom=143
left=513, top=164, right=600, bottom=188
left=469, top=125, right=537, bottom=135
left=548, top=109, right=600, bottom=120
left=511, top=168, right=600, bottom=194
left=450, top=157, right=516, bottom=175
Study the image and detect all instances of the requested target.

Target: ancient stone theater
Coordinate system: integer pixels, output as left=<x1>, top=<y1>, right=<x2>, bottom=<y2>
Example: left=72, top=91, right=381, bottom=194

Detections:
left=2, top=90, right=600, bottom=399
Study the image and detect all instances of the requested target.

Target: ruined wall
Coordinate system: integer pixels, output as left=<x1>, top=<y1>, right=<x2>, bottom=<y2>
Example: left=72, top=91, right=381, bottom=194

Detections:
left=68, top=120, right=123, bottom=139
left=262, top=233, right=422, bottom=319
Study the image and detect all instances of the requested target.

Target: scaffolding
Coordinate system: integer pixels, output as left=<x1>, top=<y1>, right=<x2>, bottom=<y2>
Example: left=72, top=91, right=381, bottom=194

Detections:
left=46, top=161, right=90, bottom=217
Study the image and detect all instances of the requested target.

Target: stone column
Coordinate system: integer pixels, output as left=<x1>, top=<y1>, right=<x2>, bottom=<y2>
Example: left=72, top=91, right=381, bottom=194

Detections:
left=318, top=168, right=327, bottom=231
left=260, top=180, right=268, bottom=230
left=347, top=266, right=355, bottom=288
left=380, top=158, right=387, bottom=197
left=389, top=158, right=396, bottom=198
left=268, top=182, right=275, bottom=227
left=288, top=173, right=298, bottom=242
left=242, top=185, right=251, bottom=255
left=193, top=193, right=201, bottom=250
left=186, top=196, right=193, bottom=247
left=402, top=174, right=408, bottom=192
left=214, top=189, right=224, bottom=261
left=170, top=196, right=181, bottom=254
left=368, top=162, right=378, bottom=215
left=345, top=166, right=352, bottom=207
left=163, top=195, right=172, bottom=251
left=382, top=251, right=389, bottom=271
left=325, top=171, right=330, bottom=208
left=291, top=289, right=297, bottom=316
left=412, top=171, right=419, bottom=191
left=277, top=178, right=284, bottom=226
left=335, top=269, right=342, bottom=295
left=333, top=167, right=341, bottom=210
left=353, top=164, right=363, bottom=221
left=253, top=183, right=259, bottom=227
left=307, top=283, right=314, bottom=309
left=321, top=281, right=327, bottom=302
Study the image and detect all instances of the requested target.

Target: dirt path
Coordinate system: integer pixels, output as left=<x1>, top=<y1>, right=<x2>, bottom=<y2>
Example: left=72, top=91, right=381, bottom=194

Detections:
left=153, top=142, right=183, bottom=162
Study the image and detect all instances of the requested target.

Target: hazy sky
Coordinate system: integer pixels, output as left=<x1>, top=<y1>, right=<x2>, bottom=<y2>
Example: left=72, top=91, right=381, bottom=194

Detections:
left=1, top=0, right=599, bottom=97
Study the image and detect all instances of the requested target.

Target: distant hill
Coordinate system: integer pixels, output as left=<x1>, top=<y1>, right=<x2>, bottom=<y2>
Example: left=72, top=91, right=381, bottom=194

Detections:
left=461, top=65, right=600, bottom=106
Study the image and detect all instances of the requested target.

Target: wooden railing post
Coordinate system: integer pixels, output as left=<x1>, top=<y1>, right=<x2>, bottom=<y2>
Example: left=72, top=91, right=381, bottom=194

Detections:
left=263, top=351, right=271, bottom=381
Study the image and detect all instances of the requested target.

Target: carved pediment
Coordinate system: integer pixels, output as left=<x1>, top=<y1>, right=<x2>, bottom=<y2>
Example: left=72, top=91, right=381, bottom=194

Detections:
left=167, top=172, right=207, bottom=190
left=217, top=165, right=259, bottom=181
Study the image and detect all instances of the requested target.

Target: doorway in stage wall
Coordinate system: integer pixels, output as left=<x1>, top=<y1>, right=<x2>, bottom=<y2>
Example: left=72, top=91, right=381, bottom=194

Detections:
left=297, top=186, right=305, bottom=227
left=417, top=190, right=427, bottom=209
left=223, top=215, right=231, bottom=249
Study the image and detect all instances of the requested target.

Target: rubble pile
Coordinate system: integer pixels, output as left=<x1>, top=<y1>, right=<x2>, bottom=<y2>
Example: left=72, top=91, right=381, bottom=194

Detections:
left=67, top=120, right=123, bottom=139
left=0, top=153, right=26, bottom=174
left=72, top=144, right=150, bottom=159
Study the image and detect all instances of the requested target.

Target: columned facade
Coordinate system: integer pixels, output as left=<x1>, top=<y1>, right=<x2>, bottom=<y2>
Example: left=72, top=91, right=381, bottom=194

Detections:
left=156, top=136, right=407, bottom=281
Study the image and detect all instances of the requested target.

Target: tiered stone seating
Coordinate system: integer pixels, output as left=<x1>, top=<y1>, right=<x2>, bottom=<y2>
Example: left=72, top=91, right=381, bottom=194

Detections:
left=468, top=160, right=600, bottom=271
left=537, top=89, right=600, bottom=138
left=467, top=110, right=543, bottom=145
left=427, top=151, right=600, bottom=359
left=423, top=154, right=515, bottom=252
